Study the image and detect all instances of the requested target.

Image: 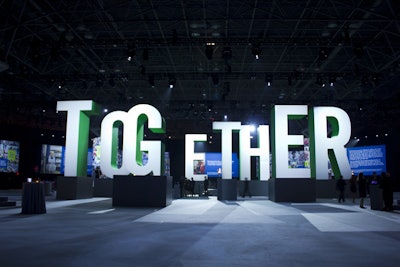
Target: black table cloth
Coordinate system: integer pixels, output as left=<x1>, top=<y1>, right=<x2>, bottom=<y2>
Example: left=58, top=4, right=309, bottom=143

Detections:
left=21, top=182, right=46, bottom=214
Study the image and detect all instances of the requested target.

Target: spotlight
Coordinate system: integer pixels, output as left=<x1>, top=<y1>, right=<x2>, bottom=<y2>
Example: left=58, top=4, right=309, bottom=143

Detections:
left=252, top=44, right=262, bottom=60
left=58, top=79, right=66, bottom=89
left=168, top=75, right=176, bottom=88
left=127, top=43, right=136, bottom=61
left=329, top=75, right=336, bottom=87
left=265, top=74, right=272, bottom=87
left=315, top=74, right=325, bottom=87
left=208, top=103, right=213, bottom=112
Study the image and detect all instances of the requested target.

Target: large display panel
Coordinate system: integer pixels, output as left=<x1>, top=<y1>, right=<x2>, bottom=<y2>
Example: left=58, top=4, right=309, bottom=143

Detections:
left=346, top=145, right=386, bottom=176
left=41, top=145, right=65, bottom=174
left=40, top=144, right=93, bottom=175
left=0, top=140, right=20, bottom=173
left=288, top=138, right=310, bottom=169
left=197, top=153, right=239, bottom=178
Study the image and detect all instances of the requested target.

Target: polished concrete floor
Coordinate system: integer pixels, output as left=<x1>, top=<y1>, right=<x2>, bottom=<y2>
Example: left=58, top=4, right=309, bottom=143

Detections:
left=0, top=190, right=399, bottom=267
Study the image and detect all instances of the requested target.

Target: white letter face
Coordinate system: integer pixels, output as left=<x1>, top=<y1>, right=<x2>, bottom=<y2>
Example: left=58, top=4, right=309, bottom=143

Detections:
left=309, top=106, right=351, bottom=179
left=57, top=100, right=100, bottom=177
left=272, top=105, right=310, bottom=178
left=100, top=104, right=165, bottom=178
left=239, top=125, right=270, bottom=180
left=185, top=134, right=207, bottom=181
left=213, top=122, right=241, bottom=179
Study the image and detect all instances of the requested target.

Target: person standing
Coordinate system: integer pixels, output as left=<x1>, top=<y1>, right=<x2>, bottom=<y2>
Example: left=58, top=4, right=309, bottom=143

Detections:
left=242, top=177, right=252, bottom=198
left=358, top=172, right=367, bottom=209
left=380, top=172, right=394, bottom=211
left=203, top=176, right=209, bottom=196
left=336, top=175, right=346, bottom=203
left=349, top=174, right=357, bottom=203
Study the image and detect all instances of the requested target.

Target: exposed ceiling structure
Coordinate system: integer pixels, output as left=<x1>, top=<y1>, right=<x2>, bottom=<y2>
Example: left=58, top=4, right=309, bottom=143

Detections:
left=1, top=0, right=399, bottom=140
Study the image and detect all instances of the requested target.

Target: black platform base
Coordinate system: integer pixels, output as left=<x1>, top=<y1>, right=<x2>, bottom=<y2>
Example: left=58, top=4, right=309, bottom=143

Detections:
left=315, top=179, right=337, bottom=198
left=269, top=178, right=316, bottom=202
left=112, top=175, right=173, bottom=207
left=217, top=179, right=237, bottom=201
left=56, top=176, right=93, bottom=200
left=93, top=179, right=113, bottom=197
left=237, top=180, right=269, bottom=197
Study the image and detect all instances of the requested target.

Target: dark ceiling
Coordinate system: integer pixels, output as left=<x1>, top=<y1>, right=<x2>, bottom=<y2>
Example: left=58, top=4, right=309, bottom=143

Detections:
left=1, top=0, right=399, bottom=140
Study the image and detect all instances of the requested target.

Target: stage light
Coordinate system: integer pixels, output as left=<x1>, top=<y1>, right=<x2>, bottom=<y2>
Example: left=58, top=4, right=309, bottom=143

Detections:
left=58, top=79, right=66, bottom=89
left=168, top=75, right=176, bottom=88
left=315, top=74, right=325, bottom=87
left=328, top=74, right=338, bottom=87
left=252, top=44, right=262, bottom=60
left=265, top=74, right=272, bottom=87
left=127, top=43, right=136, bottom=61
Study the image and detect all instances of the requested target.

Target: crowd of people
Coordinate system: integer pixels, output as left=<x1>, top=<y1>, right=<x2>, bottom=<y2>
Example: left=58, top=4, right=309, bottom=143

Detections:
left=336, top=171, right=394, bottom=211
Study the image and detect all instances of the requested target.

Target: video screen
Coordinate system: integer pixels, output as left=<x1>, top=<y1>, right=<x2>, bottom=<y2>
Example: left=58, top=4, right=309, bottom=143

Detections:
left=41, top=145, right=64, bottom=174
left=0, top=140, right=20, bottom=173
left=288, top=137, right=310, bottom=169
left=40, top=144, right=94, bottom=175
left=201, top=152, right=239, bottom=178
left=346, top=145, right=386, bottom=176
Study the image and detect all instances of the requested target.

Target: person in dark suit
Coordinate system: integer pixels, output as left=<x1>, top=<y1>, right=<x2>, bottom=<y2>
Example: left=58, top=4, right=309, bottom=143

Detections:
left=203, top=176, right=208, bottom=196
left=349, top=174, right=357, bottom=203
left=336, top=175, right=346, bottom=203
left=242, top=177, right=251, bottom=198
left=380, top=172, right=394, bottom=211
left=358, top=173, right=367, bottom=208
